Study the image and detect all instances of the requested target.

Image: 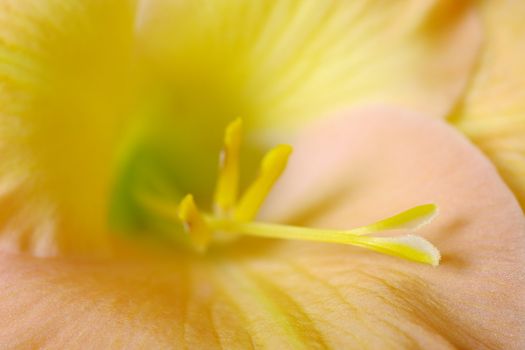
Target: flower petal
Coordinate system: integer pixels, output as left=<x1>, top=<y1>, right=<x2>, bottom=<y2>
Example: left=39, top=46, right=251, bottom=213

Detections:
left=262, top=106, right=525, bottom=348
left=0, top=0, right=139, bottom=257
left=451, top=1, right=525, bottom=209
left=1, top=107, right=523, bottom=348
left=138, top=0, right=482, bottom=132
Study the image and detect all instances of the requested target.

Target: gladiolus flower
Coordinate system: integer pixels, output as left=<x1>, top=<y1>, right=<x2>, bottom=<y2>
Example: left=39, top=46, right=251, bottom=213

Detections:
left=0, top=1, right=523, bottom=349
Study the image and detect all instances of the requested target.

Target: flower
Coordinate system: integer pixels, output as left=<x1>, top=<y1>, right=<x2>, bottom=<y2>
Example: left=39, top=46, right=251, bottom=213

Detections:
left=1, top=0, right=523, bottom=348
left=0, top=0, right=480, bottom=258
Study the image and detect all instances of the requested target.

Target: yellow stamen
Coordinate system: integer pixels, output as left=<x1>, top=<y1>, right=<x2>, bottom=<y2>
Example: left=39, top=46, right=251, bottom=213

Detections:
left=345, top=204, right=438, bottom=235
left=234, top=144, right=292, bottom=222
left=144, top=118, right=441, bottom=265
left=213, top=118, right=242, bottom=216
left=178, top=194, right=212, bottom=252
left=341, top=235, right=440, bottom=266
left=207, top=213, right=440, bottom=266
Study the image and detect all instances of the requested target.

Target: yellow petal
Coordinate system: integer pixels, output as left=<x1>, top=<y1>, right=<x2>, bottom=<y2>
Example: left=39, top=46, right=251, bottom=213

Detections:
left=451, top=1, right=525, bottom=209
left=0, top=0, right=138, bottom=257
left=138, top=0, right=482, bottom=133
left=1, top=107, right=523, bottom=348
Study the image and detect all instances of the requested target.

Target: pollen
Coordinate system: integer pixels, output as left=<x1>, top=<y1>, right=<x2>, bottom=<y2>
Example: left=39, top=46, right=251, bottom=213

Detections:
left=177, top=119, right=441, bottom=265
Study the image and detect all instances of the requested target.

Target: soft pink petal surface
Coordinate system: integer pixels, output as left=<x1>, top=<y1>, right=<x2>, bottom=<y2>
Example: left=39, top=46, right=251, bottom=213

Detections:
left=262, top=107, right=525, bottom=348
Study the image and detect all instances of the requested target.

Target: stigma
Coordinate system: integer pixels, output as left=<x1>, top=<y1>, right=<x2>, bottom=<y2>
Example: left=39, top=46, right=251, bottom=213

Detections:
left=174, top=119, right=440, bottom=265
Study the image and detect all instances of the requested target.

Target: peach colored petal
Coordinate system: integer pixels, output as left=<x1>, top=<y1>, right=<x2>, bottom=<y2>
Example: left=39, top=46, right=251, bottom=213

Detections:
left=451, top=1, right=525, bottom=209
left=261, top=106, right=525, bottom=348
left=1, top=107, right=523, bottom=348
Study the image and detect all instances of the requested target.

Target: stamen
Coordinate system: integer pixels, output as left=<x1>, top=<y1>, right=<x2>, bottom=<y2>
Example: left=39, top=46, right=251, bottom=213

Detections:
left=344, top=204, right=438, bottom=235
left=213, top=118, right=242, bottom=216
left=178, top=194, right=212, bottom=252
left=343, top=235, right=440, bottom=266
left=207, top=218, right=440, bottom=266
left=144, top=118, right=441, bottom=265
left=234, top=144, right=292, bottom=222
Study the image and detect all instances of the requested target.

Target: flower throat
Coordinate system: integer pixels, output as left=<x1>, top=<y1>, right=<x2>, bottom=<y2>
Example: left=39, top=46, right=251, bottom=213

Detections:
left=141, top=119, right=441, bottom=266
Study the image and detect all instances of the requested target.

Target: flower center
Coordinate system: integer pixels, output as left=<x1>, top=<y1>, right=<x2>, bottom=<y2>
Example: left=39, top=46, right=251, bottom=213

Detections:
left=140, top=119, right=441, bottom=266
